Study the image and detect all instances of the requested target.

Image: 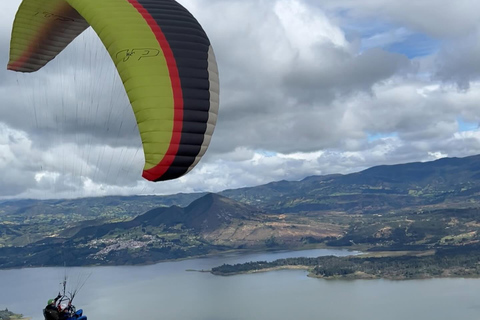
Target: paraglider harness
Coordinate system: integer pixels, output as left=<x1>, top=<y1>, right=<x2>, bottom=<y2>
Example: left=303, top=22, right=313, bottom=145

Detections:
left=44, top=276, right=88, bottom=320
left=57, top=296, right=86, bottom=320
left=43, top=294, right=86, bottom=320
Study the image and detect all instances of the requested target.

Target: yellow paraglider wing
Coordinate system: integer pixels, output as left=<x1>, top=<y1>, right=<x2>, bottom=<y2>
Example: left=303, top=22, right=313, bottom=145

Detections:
left=8, top=0, right=219, bottom=182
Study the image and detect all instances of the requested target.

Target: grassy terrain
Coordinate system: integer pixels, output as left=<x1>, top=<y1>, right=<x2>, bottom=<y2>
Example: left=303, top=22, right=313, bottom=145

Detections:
left=3, top=202, right=480, bottom=269
left=0, top=309, right=29, bottom=320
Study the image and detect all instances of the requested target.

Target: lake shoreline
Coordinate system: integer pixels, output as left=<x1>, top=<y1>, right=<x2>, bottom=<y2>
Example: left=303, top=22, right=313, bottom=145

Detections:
left=0, top=243, right=358, bottom=271
left=211, top=263, right=480, bottom=280
left=210, top=247, right=480, bottom=280
left=3, top=247, right=480, bottom=320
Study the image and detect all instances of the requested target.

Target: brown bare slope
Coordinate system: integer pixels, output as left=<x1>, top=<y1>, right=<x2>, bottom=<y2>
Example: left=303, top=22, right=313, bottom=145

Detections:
left=183, top=193, right=264, bottom=232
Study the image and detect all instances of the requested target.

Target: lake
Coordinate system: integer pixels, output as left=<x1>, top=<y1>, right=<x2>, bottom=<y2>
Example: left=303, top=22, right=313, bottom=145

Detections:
left=1, top=248, right=480, bottom=320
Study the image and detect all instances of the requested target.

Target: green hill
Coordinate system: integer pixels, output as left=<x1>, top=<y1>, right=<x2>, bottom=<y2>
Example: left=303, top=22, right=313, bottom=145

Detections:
left=3, top=155, right=480, bottom=268
left=220, top=155, right=480, bottom=213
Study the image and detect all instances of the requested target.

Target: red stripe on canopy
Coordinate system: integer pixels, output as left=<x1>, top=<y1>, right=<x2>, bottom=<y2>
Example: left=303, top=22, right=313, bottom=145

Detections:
left=126, top=0, right=184, bottom=181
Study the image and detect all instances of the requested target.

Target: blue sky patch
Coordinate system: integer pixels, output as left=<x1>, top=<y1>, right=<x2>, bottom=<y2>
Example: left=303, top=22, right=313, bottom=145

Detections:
left=339, top=13, right=440, bottom=59
left=367, top=132, right=398, bottom=142
left=256, top=150, right=278, bottom=157
left=457, top=117, right=479, bottom=132
left=385, top=33, right=441, bottom=59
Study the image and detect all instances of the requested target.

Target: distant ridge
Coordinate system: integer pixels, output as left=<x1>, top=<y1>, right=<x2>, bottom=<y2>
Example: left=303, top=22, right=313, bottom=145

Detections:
left=3, top=154, right=480, bottom=217
left=220, top=154, right=480, bottom=213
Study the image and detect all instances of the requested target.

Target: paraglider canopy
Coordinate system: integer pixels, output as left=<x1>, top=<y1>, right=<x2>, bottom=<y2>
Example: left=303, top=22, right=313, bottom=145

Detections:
left=8, top=0, right=220, bottom=182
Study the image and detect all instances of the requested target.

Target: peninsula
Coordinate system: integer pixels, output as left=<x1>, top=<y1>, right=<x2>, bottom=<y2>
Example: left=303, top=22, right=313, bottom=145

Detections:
left=211, top=246, right=480, bottom=279
left=0, top=309, right=29, bottom=320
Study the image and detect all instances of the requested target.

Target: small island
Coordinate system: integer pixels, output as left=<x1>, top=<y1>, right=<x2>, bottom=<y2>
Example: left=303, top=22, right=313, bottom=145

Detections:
left=0, top=309, right=29, bottom=320
left=211, top=246, right=480, bottom=280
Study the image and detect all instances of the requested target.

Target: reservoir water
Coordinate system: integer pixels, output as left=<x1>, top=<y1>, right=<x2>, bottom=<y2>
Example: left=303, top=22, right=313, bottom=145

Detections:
left=1, top=248, right=479, bottom=320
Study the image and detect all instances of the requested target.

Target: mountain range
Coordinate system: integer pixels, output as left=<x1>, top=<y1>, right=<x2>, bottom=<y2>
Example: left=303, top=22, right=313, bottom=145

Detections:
left=222, top=154, right=480, bottom=213
left=3, top=154, right=480, bottom=218
left=3, top=154, right=480, bottom=268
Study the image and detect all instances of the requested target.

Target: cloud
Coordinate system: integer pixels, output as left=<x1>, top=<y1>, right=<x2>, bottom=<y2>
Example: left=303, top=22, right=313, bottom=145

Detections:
left=1, top=0, right=480, bottom=199
left=316, top=0, right=480, bottom=38
left=0, top=124, right=38, bottom=196
left=434, top=31, right=480, bottom=89
left=201, top=0, right=411, bottom=156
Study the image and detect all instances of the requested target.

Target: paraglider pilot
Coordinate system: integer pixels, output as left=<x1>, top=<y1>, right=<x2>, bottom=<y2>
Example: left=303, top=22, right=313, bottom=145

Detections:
left=44, top=293, right=62, bottom=320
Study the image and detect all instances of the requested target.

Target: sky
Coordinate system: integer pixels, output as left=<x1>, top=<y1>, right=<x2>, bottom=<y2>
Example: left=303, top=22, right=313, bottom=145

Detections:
left=2, top=0, right=480, bottom=200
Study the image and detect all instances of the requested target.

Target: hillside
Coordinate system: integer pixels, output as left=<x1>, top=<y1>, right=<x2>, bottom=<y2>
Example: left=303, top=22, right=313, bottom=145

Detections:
left=2, top=155, right=480, bottom=268
left=70, top=193, right=264, bottom=240
left=220, top=155, right=480, bottom=213
left=0, top=192, right=346, bottom=268
left=0, top=309, right=27, bottom=320
left=3, top=155, right=480, bottom=221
